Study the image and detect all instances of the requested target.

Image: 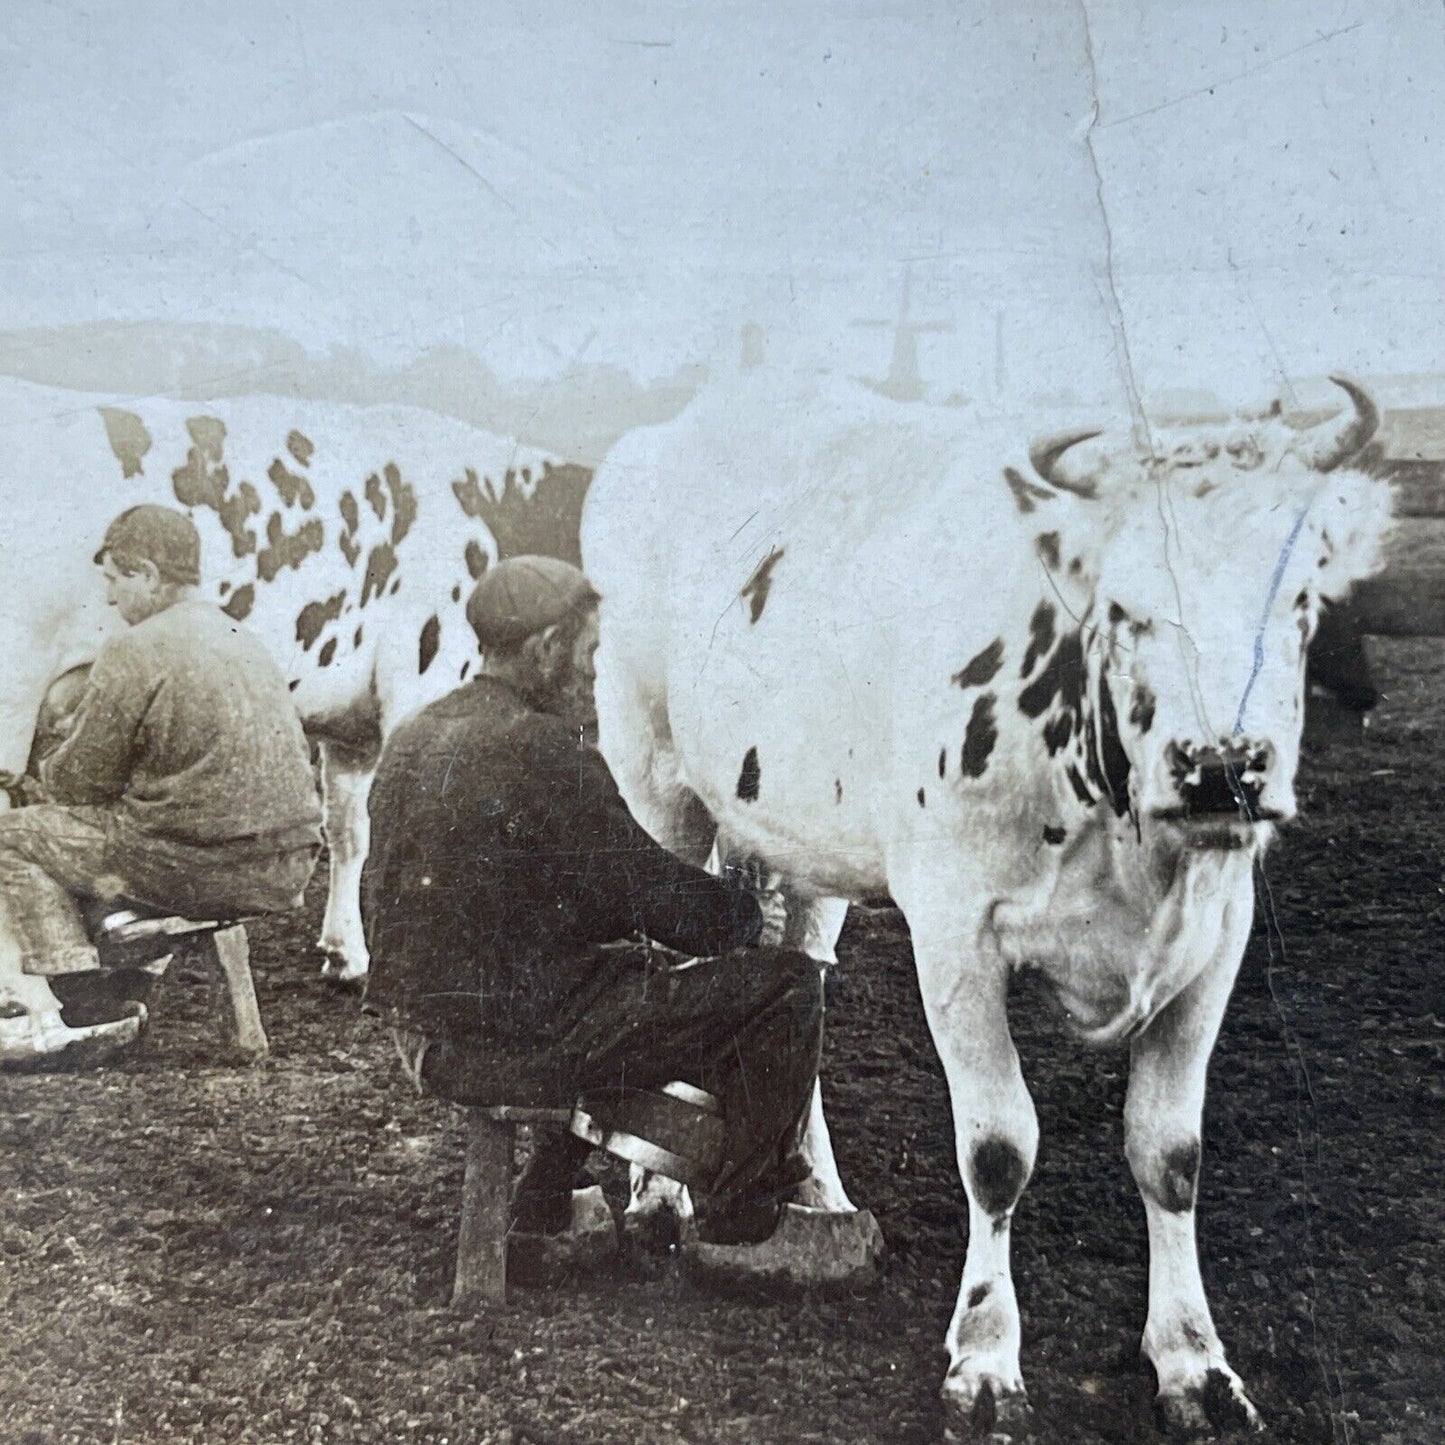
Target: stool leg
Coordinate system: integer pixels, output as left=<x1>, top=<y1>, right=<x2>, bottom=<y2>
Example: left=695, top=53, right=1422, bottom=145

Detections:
left=207, top=925, right=268, bottom=1062
left=453, top=1110, right=512, bottom=1309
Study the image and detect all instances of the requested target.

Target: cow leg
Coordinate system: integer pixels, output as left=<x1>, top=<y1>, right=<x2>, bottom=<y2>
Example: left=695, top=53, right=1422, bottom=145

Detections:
left=1125, top=941, right=1262, bottom=1435
left=315, top=738, right=380, bottom=983
left=913, top=923, right=1037, bottom=1439
left=783, top=895, right=858, bottom=1213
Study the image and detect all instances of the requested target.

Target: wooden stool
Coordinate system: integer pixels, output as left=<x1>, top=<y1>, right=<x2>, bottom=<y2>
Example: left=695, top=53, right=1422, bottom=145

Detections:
left=97, top=911, right=267, bottom=1062
left=453, top=1105, right=573, bottom=1308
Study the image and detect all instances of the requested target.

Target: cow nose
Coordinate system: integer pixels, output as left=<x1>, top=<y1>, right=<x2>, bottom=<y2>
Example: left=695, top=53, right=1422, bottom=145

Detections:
left=1165, top=738, right=1274, bottom=816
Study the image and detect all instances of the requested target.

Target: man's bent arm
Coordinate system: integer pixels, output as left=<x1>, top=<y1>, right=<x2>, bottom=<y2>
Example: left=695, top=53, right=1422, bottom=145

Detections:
left=543, top=741, right=762, bottom=956
left=38, top=646, right=145, bottom=805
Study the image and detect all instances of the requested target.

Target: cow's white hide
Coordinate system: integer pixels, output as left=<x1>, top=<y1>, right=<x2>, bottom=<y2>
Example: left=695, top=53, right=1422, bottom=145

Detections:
left=581, top=370, right=1391, bottom=1437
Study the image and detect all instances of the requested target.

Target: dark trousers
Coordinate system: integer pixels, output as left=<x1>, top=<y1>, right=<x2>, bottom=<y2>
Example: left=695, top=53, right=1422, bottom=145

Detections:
left=407, top=944, right=825, bottom=1207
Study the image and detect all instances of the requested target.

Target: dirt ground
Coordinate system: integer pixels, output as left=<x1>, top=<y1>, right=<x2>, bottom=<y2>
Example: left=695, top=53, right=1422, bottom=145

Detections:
left=1, top=640, right=1441, bottom=1445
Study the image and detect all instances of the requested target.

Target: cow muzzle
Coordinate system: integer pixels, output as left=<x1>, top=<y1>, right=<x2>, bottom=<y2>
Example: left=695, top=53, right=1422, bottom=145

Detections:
left=1148, top=738, right=1289, bottom=841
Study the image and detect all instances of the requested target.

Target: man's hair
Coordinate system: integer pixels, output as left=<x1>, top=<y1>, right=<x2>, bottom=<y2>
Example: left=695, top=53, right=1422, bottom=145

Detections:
left=485, top=587, right=599, bottom=664
left=94, top=505, right=202, bottom=586
left=105, top=547, right=183, bottom=583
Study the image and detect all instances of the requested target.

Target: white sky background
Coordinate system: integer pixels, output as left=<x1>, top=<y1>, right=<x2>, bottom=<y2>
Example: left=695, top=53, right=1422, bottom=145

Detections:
left=1, top=0, right=1441, bottom=409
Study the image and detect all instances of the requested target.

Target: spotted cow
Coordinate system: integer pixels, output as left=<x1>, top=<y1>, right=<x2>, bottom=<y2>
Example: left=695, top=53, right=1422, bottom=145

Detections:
left=0, top=378, right=590, bottom=1040
left=581, top=372, right=1392, bottom=1438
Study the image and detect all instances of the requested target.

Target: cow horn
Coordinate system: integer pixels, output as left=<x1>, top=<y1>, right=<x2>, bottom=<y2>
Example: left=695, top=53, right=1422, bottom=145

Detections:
left=1292, top=375, right=1379, bottom=471
left=1029, top=428, right=1103, bottom=496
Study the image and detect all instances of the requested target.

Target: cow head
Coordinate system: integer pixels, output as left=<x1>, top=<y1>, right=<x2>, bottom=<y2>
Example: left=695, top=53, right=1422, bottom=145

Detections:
left=1031, top=378, right=1392, bottom=849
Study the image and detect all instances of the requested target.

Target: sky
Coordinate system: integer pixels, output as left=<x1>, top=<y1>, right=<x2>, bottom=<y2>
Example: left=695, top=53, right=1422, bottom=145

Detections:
left=1, top=0, right=1441, bottom=410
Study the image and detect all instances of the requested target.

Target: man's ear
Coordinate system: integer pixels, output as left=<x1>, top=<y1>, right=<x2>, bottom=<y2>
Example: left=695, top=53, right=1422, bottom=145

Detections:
left=136, top=558, right=163, bottom=591
left=523, top=624, right=565, bottom=672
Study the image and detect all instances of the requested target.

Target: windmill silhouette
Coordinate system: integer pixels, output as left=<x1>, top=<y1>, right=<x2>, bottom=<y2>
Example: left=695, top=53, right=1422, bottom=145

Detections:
left=852, top=270, right=953, bottom=402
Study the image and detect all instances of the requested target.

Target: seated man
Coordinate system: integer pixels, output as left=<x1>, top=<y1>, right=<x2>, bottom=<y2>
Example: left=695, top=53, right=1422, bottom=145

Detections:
left=362, top=556, right=824, bottom=1248
left=0, top=505, right=323, bottom=1044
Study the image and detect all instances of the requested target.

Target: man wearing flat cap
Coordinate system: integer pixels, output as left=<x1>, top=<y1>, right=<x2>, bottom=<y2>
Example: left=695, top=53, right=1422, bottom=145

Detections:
left=0, top=505, right=322, bottom=1039
left=363, top=555, right=824, bottom=1250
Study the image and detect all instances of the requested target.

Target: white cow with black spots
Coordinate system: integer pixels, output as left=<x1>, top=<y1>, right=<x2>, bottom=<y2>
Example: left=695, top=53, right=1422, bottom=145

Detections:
left=0, top=377, right=590, bottom=1058
left=581, top=372, right=1391, bottom=1439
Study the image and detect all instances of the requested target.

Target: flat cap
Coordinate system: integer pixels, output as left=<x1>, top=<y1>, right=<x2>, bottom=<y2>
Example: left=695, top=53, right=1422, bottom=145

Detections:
left=94, top=504, right=202, bottom=585
left=465, top=555, right=597, bottom=648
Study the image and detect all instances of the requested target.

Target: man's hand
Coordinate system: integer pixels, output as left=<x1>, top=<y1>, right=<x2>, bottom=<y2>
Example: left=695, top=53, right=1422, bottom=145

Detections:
left=724, top=854, right=790, bottom=947
left=0, top=771, right=47, bottom=809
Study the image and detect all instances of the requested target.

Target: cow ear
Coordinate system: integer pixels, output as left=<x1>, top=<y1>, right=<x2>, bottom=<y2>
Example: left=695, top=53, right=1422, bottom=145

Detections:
left=1314, top=472, right=1394, bottom=600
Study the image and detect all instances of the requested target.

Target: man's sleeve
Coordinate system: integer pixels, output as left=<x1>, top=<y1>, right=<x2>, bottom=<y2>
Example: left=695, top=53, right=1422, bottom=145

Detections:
left=537, top=737, right=763, bottom=956
left=38, top=641, right=148, bottom=805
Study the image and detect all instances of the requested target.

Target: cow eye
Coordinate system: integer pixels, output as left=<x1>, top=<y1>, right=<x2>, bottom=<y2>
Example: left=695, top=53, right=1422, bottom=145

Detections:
left=1108, top=602, right=1129, bottom=626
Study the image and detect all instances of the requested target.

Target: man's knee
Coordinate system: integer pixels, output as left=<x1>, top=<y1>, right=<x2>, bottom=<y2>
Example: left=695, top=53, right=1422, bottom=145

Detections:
left=747, top=945, right=825, bottom=1023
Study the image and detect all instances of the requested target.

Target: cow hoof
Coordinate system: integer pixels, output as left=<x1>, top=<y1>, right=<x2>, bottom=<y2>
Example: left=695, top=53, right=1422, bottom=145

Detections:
left=623, top=1202, right=691, bottom=1257
left=1154, top=1370, right=1263, bottom=1438
left=318, top=953, right=367, bottom=991
left=941, top=1377, right=1034, bottom=1443
left=687, top=1204, right=884, bottom=1293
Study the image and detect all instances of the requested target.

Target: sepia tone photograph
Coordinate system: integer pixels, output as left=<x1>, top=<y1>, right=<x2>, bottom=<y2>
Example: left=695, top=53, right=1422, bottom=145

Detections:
left=0, top=3, right=1440, bottom=1442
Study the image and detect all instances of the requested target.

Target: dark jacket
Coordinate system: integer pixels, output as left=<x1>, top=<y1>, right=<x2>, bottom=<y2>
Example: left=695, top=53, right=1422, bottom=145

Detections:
left=361, top=676, right=761, bottom=1043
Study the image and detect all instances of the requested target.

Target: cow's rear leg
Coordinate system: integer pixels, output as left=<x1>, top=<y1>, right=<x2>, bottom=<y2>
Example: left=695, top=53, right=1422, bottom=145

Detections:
left=1126, top=923, right=1262, bottom=1436
left=913, top=920, right=1037, bottom=1440
left=780, top=895, right=858, bottom=1213
left=315, top=738, right=380, bottom=985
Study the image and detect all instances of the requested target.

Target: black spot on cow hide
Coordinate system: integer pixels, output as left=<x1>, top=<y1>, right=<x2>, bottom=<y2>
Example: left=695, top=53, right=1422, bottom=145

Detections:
left=960, top=694, right=998, bottom=779
left=834, top=779, right=843, bottom=804
left=1130, top=685, right=1156, bottom=735
left=740, top=546, right=785, bottom=623
left=295, top=591, right=345, bottom=651
left=418, top=614, right=441, bottom=675
left=952, top=638, right=1004, bottom=690
left=938, top=747, right=947, bottom=779
left=969, top=1137, right=1029, bottom=1218
left=1020, top=602, right=1057, bottom=677
left=219, top=583, right=254, bottom=624
left=286, top=430, right=314, bottom=468
left=1153, top=1141, right=1201, bottom=1214
left=99, top=407, right=152, bottom=478
left=1043, top=824, right=1067, bottom=845
left=967, top=1284, right=990, bottom=1309
left=1042, top=711, right=1073, bottom=755
left=257, top=513, right=323, bottom=582
left=318, top=638, right=337, bottom=668
left=1018, top=630, right=1084, bottom=720
left=1035, top=530, right=1061, bottom=571
left=360, top=542, right=398, bottom=607
left=916, top=787, right=926, bottom=808
left=365, top=472, right=388, bottom=521
left=737, top=747, right=761, bottom=802
left=221, top=584, right=255, bottom=623
left=268, top=457, right=315, bottom=510
left=1096, top=674, right=1133, bottom=818
left=1066, top=764, right=1096, bottom=806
